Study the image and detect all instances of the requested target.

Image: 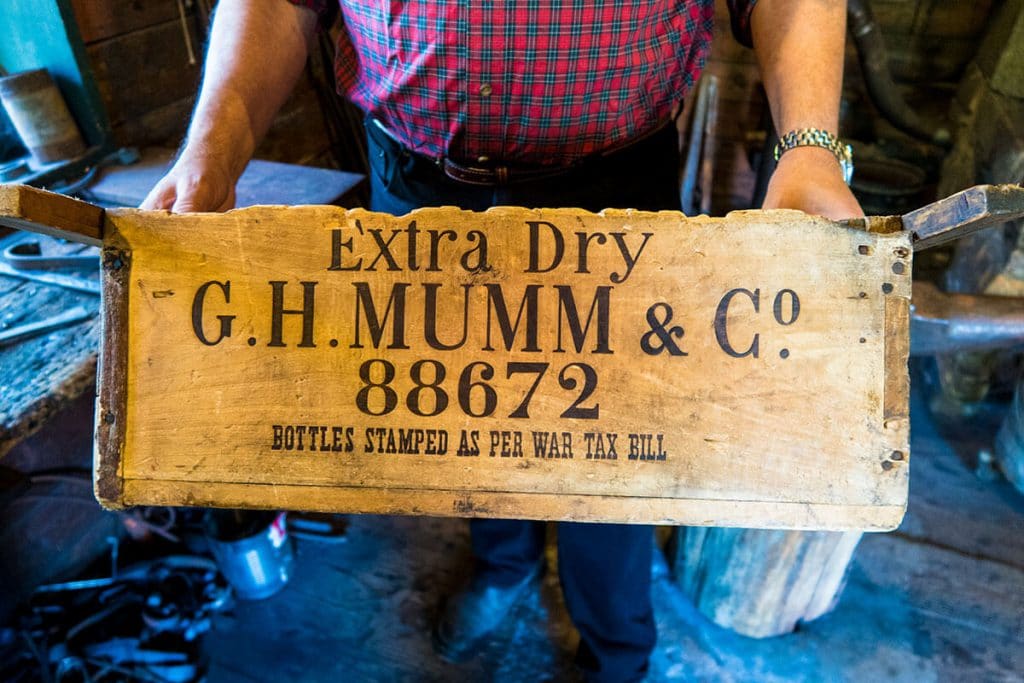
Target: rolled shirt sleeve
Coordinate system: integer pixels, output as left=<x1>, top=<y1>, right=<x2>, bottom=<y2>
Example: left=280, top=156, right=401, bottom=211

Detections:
left=727, top=0, right=759, bottom=47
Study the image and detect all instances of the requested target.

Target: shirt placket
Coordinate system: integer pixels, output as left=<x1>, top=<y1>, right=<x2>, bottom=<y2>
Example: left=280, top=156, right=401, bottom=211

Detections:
left=463, top=1, right=502, bottom=163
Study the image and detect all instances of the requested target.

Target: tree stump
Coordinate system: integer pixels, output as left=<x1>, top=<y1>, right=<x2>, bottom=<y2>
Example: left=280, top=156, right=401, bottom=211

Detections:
left=670, top=527, right=862, bottom=638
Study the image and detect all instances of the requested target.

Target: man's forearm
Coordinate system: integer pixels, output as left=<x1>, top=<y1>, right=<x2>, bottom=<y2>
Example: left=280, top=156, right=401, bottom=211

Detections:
left=749, top=0, right=862, bottom=219
left=183, top=0, right=317, bottom=182
left=750, top=0, right=846, bottom=136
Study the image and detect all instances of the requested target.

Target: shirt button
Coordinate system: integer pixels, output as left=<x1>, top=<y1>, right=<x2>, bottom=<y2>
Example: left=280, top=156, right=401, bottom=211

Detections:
left=478, top=83, right=493, bottom=97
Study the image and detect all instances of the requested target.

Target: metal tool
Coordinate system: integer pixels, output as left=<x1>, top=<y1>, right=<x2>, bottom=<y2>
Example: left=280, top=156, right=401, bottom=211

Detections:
left=287, top=512, right=349, bottom=543
left=3, top=240, right=99, bottom=271
left=0, top=306, right=94, bottom=347
left=0, top=259, right=100, bottom=294
left=45, top=146, right=142, bottom=197
left=910, top=281, right=1024, bottom=355
left=18, top=553, right=231, bottom=683
left=680, top=74, right=718, bottom=216
left=898, top=184, right=1024, bottom=357
left=0, top=233, right=101, bottom=293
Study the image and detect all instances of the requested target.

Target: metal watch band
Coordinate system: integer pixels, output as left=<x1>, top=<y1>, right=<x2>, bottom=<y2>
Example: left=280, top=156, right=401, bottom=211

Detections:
left=773, top=127, right=854, bottom=185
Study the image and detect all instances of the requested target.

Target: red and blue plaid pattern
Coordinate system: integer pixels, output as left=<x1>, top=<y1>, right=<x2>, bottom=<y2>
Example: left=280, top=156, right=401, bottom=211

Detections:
left=291, top=1, right=757, bottom=165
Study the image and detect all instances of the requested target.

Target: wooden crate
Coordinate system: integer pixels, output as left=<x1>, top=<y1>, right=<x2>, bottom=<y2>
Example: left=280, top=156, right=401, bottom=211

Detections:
left=1, top=185, right=912, bottom=530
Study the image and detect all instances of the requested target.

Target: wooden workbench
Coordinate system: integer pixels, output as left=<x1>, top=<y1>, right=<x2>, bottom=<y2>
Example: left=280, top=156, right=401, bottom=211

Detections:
left=0, top=151, right=363, bottom=458
left=0, top=231, right=100, bottom=457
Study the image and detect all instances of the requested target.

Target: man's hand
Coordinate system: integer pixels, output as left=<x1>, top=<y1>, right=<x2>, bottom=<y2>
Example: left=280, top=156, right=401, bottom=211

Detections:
left=761, top=146, right=864, bottom=220
left=141, top=154, right=237, bottom=212
left=139, top=0, right=317, bottom=213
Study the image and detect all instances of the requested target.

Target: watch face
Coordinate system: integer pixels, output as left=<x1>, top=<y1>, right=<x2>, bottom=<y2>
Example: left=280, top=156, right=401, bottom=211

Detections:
left=841, top=144, right=854, bottom=185
left=841, top=160, right=854, bottom=185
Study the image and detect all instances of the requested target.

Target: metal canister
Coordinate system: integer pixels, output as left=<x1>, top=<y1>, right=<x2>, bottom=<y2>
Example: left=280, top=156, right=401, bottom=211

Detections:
left=0, top=69, right=86, bottom=166
left=204, top=510, right=294, bottom=600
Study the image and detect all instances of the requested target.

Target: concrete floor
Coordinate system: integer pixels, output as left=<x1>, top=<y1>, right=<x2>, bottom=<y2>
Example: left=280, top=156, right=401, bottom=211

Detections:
left=201, top=384, right=1024, bottom=682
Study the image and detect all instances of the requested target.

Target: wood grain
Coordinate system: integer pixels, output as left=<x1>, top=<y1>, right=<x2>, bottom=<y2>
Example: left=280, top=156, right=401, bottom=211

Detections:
left=673, top=527, right=862, bottom=637
left=94, top=236, right=132, bottom=508
left=120, top=480, right=906, bottom=530
left=0, top=274, right=100, bottom=457
left=71, top=0, right=182, bottom=44
left=92, top=204, right=910, bottom=530
left=904, top=184, right=1024, bottom=251
left=0, top=184, right=104, bottom=246
left=85, top=17, right=201, bottom=128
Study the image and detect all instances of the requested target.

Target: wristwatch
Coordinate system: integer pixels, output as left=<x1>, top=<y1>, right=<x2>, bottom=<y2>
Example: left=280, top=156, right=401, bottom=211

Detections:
left=773, top=128, right=854, bottom=185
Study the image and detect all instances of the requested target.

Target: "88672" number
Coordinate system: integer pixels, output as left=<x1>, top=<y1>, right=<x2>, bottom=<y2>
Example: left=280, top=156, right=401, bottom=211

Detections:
left=355, top=359, right=599, bottom=420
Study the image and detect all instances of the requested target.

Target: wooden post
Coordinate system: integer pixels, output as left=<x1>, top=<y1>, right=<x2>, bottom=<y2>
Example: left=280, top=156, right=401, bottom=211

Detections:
left=670, top=527, right=862, bottom=638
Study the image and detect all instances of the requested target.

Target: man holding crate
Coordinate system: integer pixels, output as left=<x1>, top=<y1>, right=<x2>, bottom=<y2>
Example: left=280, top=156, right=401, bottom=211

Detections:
left=143, top=0, right=861, bottom=679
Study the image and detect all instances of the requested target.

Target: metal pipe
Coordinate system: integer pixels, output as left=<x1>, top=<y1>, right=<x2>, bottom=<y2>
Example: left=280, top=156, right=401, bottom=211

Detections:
left=910, top=281, right=1024, bottom=355
left=847, top=0, right=951, bottom=147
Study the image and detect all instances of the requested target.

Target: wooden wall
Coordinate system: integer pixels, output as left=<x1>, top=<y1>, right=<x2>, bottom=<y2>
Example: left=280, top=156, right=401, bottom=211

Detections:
left=873, top=0, right=999, bottom=82
left=706, top=0, right=1000, bottom=214
left=69, top=0, right=334, bottom=168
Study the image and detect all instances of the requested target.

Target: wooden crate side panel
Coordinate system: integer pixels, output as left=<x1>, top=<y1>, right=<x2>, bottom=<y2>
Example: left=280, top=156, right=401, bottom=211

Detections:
left=94, top=225, right=131, bottom=508
left=102, top=206, right=910, bottom=529
left=120, top=480, right=907, bottom=531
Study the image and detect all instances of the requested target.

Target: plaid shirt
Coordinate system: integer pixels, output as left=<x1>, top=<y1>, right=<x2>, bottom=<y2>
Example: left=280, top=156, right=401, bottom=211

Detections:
left=291, top=1, right=757, bottom=165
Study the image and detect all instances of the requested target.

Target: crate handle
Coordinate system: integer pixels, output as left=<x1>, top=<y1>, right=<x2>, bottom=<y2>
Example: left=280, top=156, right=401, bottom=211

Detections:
left=903, top=184, right=1024, bottom=251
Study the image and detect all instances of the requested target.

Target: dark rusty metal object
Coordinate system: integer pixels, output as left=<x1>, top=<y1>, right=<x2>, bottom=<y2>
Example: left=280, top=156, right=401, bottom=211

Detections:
left=3, top=239, right=99, bottom=270
left=910, top=281, right=1024, bottom=355
left=904, top=186, right=1024, bottom=411
left=10, top=552, right=231, bottom=683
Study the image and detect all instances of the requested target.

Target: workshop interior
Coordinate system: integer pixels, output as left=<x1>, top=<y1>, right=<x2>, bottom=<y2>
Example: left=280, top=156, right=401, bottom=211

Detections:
left=1, top=0, right=1023, bottom=681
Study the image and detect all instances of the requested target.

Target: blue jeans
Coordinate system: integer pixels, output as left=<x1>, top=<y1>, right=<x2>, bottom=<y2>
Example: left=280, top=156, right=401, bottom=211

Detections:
left=366, top=119, right=680, bottom=682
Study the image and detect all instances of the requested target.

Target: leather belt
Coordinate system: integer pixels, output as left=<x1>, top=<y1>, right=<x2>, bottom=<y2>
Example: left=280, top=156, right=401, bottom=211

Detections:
left=439, top=158, right=573, bottom=186
left=371, top=118, right=673, bottom=187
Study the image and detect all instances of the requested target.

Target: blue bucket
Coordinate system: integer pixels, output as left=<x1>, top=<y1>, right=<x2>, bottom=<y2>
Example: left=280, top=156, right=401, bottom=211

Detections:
left=204, top=510, right=293, bottom=600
